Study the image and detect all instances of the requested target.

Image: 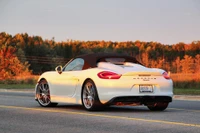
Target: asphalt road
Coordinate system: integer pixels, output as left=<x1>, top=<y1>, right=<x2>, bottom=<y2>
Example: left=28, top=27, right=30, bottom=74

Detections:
left=0, top=91, right=200, bottom=133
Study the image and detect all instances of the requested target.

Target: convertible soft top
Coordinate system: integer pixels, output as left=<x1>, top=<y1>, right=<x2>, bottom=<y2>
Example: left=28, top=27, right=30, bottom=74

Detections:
left=76, top=53, right=141, bottom=70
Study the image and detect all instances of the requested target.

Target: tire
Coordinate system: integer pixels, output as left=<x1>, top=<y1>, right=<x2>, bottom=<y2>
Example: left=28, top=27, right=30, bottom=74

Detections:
left=147, top=102, right=169, bottom=111
left=81, top=79, right=103, bottom=111
left=36, top=79, right=58, bottom=107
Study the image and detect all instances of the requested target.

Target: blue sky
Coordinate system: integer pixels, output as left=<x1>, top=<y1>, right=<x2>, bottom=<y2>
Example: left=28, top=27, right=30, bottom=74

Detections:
left=0, top=0, right=200, bottom=45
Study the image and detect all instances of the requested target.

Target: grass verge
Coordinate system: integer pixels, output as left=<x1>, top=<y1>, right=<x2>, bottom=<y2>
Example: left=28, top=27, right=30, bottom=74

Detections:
left=0, top=84, right=35, bottom=89
left=174, top=88, right=200, bottom=95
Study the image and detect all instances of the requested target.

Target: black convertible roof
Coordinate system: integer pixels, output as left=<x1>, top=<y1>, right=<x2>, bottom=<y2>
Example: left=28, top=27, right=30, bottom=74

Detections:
left=76, top=53, right=141, bottom=70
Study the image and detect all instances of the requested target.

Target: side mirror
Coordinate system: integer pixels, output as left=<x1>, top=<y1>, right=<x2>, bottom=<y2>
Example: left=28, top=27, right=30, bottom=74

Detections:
left=55, top=65, right=63, bottom=74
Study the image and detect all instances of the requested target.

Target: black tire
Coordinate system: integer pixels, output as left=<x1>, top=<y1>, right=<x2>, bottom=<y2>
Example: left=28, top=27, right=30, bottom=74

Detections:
left=81, top=79, right=104, bottom=111
left=147, top=102, right=169, bottom=111
left=36, top=79, right=58, bottom=107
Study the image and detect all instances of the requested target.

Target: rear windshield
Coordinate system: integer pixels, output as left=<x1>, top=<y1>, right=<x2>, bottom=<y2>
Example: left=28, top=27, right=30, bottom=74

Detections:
left=105, top=58, right=126, bottom=64
left=97, top=56, right=142, bottom=65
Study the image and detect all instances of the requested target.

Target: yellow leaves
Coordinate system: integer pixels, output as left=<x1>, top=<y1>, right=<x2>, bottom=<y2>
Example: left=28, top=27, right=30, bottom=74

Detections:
left=180, top=55, right=195, bottom=73
left=0, top=45, right=31, bottom=80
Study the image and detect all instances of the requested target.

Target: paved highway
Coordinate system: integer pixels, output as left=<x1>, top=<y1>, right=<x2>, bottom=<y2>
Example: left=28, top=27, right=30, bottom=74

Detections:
left=0, top=91, right=200, bottom=133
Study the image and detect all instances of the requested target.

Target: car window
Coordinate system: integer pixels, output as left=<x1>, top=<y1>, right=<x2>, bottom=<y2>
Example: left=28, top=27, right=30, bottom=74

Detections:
left=105, top=58, right=125, bottom=64
left=63, top=58, right=84, bottom=71
left=98, top=57, right=141, bottom=65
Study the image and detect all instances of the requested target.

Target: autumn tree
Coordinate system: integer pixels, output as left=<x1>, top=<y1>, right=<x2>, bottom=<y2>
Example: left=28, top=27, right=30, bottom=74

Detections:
left=172, top=57, right=182, bottom=73
left=0, top=32, right=200, bottom=74
left=0, top=45, right=31, bottom=79
left=180, top=55, right=194, bottom=73
left=194, top=54, right=200, bottom=73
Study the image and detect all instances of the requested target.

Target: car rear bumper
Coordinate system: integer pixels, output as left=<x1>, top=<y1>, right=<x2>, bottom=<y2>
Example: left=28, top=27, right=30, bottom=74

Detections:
left=95, top=77, right=173, bottom=104
left=107, top=96, right=172, bottom=105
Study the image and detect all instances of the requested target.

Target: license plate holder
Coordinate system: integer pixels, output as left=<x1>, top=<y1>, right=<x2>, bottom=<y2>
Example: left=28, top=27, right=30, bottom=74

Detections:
left=139, top=85, right=153, bottom=93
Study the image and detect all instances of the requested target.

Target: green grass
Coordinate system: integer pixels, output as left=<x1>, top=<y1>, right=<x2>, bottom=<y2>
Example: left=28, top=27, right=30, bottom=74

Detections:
left=0, top=84, right=35, bottom=89
left=174, top=88, right=200, bottom=95
left=0, top=78, right=37, bottom=89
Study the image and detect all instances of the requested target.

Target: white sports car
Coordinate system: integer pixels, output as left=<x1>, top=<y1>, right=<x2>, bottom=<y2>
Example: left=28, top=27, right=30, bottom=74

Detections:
left=35, top=53, right=173, bottom=111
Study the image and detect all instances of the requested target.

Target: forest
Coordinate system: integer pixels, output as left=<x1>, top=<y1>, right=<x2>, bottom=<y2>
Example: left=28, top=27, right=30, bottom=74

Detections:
left=0, top=32, right=200, bottom=80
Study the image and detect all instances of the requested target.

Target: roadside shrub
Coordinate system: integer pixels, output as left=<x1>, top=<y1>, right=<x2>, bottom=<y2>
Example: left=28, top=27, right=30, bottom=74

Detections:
left=25, top=78, right=36, bottom=84
left=3, top=79, right=18, bottom=84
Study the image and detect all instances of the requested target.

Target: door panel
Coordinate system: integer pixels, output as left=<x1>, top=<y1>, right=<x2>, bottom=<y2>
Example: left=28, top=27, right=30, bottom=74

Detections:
left=51, top=72, right=79, bottom=97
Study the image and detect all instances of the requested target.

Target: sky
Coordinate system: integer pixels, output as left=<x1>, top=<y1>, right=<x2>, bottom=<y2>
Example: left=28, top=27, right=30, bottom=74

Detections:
left=0, top=0, right=200, bottom=45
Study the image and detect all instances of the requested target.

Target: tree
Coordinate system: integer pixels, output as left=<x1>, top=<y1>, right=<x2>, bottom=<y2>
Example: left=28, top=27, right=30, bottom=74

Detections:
left=172, top=57, right=181, bottom=73
left=194, top=54, right=200, bottom=73
left=141, top=52, right=149, bottom=67
left=1, top=32, right=200, bottom=74
left=0, top=45, right=31, bottom=79
left=180, top=55, right=194, bottom=73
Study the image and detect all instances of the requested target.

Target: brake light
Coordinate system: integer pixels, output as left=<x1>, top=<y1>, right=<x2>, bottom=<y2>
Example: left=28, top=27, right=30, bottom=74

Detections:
left=97, top=71, right=121, bottom=79
left=163, top=72, right=170, bottom=79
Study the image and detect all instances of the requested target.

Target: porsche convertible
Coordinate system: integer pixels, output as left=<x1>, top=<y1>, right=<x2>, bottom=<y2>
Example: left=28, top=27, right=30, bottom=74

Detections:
left=35, top=53, right=173, bottom=111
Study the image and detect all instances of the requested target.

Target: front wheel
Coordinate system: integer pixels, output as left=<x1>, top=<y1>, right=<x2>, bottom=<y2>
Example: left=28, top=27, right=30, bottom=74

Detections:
left=36, top=79, right=58, bottom=107
left=147, top=102, right=169, bottom=111
left=81, top=80, right=103, bottom=111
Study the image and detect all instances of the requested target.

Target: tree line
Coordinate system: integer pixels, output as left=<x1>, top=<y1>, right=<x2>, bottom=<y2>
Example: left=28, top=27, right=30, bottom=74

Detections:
left=0, top=32, right=200, bottom=79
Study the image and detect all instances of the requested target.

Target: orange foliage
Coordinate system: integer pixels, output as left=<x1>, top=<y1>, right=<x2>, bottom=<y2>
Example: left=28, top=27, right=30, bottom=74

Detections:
left=0, top=45, right=31, bottom=80
left=171, top=73, right=200, bottom=82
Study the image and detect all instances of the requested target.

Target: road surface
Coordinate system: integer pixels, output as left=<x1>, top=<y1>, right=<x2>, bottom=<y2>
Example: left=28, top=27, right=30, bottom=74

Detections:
left=0, top=91, right=200, bottom=133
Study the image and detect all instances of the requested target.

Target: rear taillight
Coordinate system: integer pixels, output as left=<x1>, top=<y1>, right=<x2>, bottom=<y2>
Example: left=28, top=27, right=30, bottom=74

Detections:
left=97, top=71, right=121, bottom=79
left=163, top=72, right=170, bottom=79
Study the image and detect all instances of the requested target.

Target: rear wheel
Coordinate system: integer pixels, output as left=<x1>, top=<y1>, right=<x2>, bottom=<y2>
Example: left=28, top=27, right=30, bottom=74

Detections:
left=81, top=80, right=103, bottom=111
left=147, top=102, right=169, bottom=111
left=36, top=79, right=58, bottom=107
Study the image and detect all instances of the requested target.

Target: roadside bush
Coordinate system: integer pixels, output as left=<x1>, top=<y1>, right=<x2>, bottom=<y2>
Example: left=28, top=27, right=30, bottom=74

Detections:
left=25, top=78, right=36, bottom=84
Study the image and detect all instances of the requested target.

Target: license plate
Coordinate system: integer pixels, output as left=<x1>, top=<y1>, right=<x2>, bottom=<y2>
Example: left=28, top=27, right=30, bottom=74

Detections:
left=139, top=85, right=153, bottom=93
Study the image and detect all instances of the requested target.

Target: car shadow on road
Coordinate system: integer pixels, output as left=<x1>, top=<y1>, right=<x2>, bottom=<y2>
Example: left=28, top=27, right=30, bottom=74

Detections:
left=49, top=104, right=171, bottom=113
